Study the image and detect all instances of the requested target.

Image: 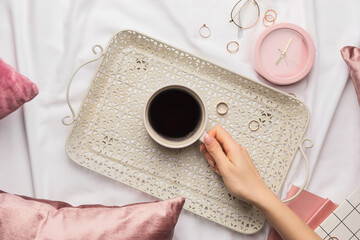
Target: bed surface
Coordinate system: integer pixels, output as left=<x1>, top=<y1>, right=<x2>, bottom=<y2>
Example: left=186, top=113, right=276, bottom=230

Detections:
left=1, top=0, right=359, bottom=239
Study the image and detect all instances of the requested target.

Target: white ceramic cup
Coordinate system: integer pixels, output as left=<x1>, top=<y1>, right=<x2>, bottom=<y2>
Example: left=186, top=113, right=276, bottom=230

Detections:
left=144, top=84, right=207, bottom=148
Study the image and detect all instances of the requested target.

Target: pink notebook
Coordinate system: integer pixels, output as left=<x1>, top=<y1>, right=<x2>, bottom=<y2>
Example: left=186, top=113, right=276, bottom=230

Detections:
left=267, top=185, right=338, bottom=240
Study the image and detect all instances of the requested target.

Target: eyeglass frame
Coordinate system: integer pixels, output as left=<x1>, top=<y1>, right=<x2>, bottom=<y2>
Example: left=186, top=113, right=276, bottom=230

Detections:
left=229, top=0, right=260, bottom=30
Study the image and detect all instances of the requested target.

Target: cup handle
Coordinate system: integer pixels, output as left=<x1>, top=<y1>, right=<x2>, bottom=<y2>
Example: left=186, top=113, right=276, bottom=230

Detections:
left=199, top=131, right=207, bottom=143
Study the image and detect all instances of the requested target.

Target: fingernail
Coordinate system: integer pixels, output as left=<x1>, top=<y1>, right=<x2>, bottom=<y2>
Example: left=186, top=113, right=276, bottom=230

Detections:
left=204, top=133, right=214, bottom=146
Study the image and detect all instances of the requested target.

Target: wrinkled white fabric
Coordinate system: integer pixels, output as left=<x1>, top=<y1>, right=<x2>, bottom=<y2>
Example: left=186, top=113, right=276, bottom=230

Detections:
left=0, top=0, right=359, bottom=239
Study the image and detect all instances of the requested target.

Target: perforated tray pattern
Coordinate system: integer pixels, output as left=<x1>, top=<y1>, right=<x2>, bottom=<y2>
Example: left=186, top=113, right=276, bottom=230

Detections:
left=65, top=30, right=310, bottom=234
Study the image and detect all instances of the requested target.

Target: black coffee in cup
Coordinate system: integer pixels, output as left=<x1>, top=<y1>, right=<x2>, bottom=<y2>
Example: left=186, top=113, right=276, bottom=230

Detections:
left=148, top=88, right=202, bottom=139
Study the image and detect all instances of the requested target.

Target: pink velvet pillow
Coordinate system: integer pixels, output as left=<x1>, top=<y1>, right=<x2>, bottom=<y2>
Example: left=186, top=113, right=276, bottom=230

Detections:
left=0, top=191, right=185, bottom=240
left=0, top=58, right=38, bottom=119
left=341, top=46, right=360, bottom=105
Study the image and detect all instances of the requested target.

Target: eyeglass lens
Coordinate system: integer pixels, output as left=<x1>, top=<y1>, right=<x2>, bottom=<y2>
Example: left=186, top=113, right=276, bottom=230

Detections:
left=231, top=0, right=259, bottom=29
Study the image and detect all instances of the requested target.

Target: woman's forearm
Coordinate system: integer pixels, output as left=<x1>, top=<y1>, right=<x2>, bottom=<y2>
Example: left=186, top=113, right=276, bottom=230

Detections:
left=253, top=189, right=321, bottom=240
left=201, top=127, right=321, bottom=240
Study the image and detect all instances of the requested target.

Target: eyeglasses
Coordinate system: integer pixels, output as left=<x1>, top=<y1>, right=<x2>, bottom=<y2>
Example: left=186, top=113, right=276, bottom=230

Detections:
left=229, top=0, right=260, bottom=30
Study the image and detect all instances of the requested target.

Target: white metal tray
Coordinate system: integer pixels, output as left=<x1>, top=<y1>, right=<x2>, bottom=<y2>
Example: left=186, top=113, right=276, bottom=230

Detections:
left=63, top=30, right=310, bottom=234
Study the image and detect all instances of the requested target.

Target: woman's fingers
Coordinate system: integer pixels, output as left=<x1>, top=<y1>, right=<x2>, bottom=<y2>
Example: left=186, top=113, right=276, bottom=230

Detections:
left=206, top=125, right=239, bottom=154
left=200, top=143, right=206, bottom=153
left=201, top=126, right=244, bottom=176
left=204, top=151, right=215, bottom=168
left=204, top=151, right=222, bottom=176
left=203, top=133, right=230, bottom=173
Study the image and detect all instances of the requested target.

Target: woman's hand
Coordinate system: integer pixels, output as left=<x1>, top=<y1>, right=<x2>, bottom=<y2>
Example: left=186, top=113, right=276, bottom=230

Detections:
left=200, top=125, right=321, bottom=240
left=199, top=125, right=270, bottom=205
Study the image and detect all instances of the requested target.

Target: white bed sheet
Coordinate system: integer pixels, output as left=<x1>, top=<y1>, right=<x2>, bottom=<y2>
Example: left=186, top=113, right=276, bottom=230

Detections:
left=1, top=0, right=360, bottom=239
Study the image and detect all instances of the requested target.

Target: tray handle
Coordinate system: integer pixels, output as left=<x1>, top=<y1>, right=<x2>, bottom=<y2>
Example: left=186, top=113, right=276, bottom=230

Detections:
left=283, top=138, right=314, bottom=202
left=62, top=45, right=104, bottom=126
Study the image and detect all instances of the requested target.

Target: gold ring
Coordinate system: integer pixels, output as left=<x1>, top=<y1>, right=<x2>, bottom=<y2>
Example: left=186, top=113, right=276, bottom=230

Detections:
left=226, top=41, right=239, bottom=54
left=216, top=102, right=229, bottom=115
left=199, top=24, right=211, bottom=38
left=263, top=17, right=275, bottom=27
left=265, top=9, right=277, bottom=22
left=263, top=9, right=277, bottom=27
left=249, top=120, right=259, bottom=132
left=264, top=14, right=275, bottom=22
